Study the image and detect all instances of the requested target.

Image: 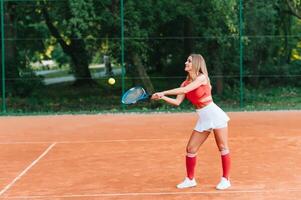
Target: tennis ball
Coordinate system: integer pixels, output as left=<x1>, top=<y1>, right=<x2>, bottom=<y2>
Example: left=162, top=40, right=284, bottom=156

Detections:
left=108, top=77, right=116, bottom=85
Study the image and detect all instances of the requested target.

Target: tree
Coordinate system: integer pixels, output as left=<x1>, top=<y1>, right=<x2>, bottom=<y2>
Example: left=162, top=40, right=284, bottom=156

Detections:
left=1, top=1, right=45, bottom=96
left=197, top=0, right=238, bottom=94
left=286, top=0, right=301, bottom=18
left=149, top=0, right=238, bottom=94
left=41, top=0, right=99, bottom=85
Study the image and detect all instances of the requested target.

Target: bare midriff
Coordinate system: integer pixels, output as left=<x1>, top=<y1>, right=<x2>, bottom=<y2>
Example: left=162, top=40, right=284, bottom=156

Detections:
left=194, top=96, right=213, bottom=109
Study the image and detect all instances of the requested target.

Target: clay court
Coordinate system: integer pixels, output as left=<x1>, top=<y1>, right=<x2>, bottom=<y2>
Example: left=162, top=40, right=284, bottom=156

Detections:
left=0, top=111, right=300, bottom=200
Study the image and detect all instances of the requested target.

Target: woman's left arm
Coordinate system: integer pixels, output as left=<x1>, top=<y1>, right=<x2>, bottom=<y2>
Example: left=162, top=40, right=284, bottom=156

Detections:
left=161, top=75, right=207, bottom=96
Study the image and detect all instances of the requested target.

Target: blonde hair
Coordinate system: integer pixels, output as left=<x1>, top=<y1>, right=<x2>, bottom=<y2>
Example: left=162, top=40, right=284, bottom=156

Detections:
left=187, top=54, right=211, bottom=86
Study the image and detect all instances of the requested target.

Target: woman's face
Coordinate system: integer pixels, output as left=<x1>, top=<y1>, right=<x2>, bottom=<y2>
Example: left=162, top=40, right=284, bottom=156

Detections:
left=185, top=56, right=193, bottom=72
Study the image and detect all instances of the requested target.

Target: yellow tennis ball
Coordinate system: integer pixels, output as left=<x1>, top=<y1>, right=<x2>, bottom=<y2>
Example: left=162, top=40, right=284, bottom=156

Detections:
left=108, top=77, right=115, bottom=85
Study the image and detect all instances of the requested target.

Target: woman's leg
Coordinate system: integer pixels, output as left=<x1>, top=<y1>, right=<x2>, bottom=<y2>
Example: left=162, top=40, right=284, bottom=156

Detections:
left=186, top=130, right=211, bottom=179
left=177, top=130, right=210, bottom=189
left=213, top=127, right=231, bottom=189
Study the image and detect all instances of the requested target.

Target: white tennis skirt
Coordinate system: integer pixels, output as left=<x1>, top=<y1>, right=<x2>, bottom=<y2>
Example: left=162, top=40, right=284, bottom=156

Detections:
left=194, top=102, right=230, bottom=132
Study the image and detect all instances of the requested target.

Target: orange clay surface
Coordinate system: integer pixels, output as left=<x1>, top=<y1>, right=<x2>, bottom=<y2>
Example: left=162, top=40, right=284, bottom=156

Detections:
left=0, top=111, right=300, bottom=200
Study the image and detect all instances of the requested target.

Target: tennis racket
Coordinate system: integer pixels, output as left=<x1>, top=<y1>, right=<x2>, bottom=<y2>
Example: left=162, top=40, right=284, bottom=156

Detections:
left=121, top=86, right=152, bottom=105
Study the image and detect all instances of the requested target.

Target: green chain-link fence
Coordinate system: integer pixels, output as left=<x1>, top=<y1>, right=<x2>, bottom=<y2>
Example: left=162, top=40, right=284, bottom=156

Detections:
left=0, top=0, right=300, bottom=114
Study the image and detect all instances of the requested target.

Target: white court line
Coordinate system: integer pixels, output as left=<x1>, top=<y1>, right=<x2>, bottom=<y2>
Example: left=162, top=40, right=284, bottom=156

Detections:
left=0, top=136, right=299, bottom=145
left=0, top=139, right=186, bottom=145
left=3, top=188, right=301, bottom=199
left=0, top=143, right=57, bottom=196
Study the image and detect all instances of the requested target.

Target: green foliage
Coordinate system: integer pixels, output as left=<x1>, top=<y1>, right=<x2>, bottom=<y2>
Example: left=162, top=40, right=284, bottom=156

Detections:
left=3, top=82, right=301, bottom=114
left=286, top=0, right=301, bottom=18
left=1, top=0, right=301, bottom=113
left=8, top=71, right=43, bottom=98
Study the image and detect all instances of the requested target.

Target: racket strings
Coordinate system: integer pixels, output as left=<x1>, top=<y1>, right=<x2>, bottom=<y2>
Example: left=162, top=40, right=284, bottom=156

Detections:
left=123, top=88, right=145, bottom=104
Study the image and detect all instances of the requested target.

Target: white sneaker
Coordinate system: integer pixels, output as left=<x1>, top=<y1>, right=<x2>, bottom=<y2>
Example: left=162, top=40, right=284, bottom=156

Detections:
left=216, top=177, right=231, bottom=190
left=176, top=177, right=197, bottom=189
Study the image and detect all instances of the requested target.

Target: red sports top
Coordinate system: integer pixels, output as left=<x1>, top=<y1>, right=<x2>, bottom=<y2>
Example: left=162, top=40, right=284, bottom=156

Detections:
left=181, top=79, right=212, bottom=108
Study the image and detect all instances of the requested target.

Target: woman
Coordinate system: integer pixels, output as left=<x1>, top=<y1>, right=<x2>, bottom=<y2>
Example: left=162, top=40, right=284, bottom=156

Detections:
left=151, top=54, right=231, bottom=190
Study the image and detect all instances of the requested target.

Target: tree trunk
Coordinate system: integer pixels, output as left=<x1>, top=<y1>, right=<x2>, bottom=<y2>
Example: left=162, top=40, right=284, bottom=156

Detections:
left=132, top=53, right=154, bottom=94
left=215, top=68, right=224, bottom=95
left=250, top=47, right=261, bottom=86
left=183, top=17, right=194, bottom=56
left=210, top=41, right=224, bottom=95
left=42, top=7, right=93, bottom=86
left=4, top=3, right=19, bottom=88
left=286, top=0, right=301, bottom=19
left=68, top=36, right=93, bottom=86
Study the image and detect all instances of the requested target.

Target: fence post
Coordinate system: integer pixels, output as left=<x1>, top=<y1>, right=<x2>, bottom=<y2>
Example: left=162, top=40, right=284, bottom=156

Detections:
left=120, top=0, right=125, bottom=111
left=239, top=0, right=244, bottom=108
left=1, top=0, right=6, bottom=113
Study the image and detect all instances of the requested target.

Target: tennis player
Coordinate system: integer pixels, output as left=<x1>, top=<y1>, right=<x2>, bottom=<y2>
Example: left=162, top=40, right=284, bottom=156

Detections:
left=151, top=54, right=231, bottom=190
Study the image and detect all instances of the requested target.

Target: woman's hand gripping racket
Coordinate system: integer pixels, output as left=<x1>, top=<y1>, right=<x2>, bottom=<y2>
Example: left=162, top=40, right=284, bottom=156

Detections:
left=121, top=86, right=152, bottom=105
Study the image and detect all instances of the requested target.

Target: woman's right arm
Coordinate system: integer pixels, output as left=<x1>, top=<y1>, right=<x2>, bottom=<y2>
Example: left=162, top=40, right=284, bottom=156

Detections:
left=160, top=94, right=185, bottom=106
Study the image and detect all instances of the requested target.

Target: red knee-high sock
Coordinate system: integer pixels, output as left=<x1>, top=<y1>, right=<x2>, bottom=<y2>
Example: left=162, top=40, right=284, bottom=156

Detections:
left=186, top=154, right=196, bottom=180
left=221, top=153, right=231, bottom=179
